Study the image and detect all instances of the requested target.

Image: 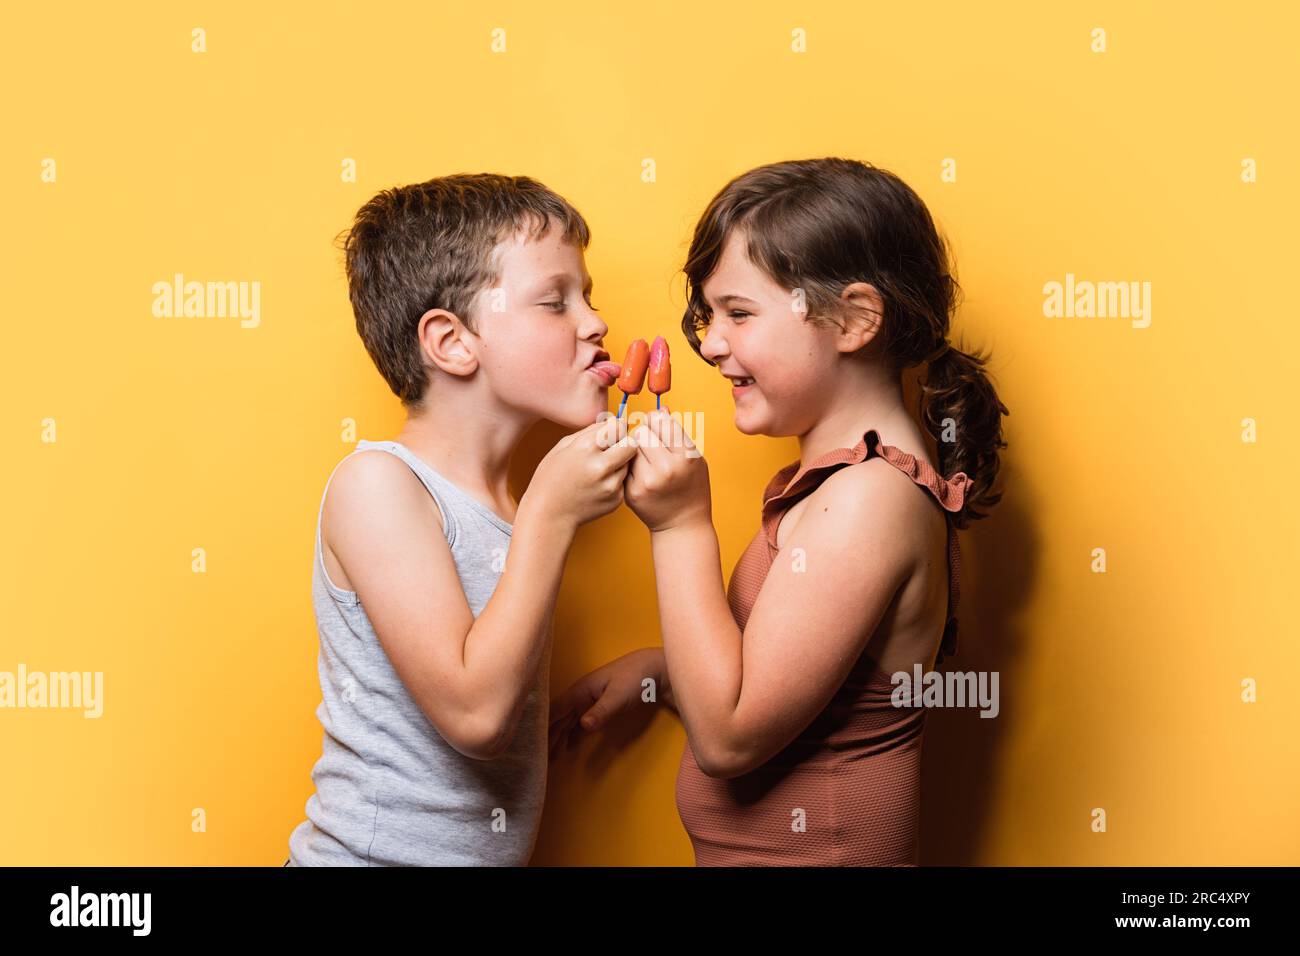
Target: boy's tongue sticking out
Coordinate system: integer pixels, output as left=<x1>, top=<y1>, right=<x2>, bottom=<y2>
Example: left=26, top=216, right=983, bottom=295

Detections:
left=586, top=355, right=621, bottom=387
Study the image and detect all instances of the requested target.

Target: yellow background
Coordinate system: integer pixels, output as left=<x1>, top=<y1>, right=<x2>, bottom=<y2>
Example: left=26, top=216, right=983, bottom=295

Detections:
left=2, top=1, right=1296, bottom=865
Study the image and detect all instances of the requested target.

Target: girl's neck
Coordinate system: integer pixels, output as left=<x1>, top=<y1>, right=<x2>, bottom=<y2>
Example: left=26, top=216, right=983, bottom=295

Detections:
left=796, top=366, right=922, bottom=469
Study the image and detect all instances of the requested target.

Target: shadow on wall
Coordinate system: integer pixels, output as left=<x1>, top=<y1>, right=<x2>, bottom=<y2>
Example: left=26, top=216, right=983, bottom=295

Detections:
left=919, top=454, right=1036, bottom=865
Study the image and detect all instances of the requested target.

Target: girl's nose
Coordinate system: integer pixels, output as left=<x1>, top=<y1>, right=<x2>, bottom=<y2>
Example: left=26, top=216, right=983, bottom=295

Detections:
left=699, top=325, right=728, bottom=363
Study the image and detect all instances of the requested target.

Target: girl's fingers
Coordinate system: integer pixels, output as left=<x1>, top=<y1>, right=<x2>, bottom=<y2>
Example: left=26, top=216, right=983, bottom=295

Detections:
left=663, top=404, right=697, bottom=452
left=548, top=714, right=573, bottom=758
left=663, top=409, right=691, bottom=454
left=647, top=407, right=690, bottom=457
left=581, top=680, right=630, bottom=730
left=550, top=681, right=594, bottom=728
left=548, top=686, right=579, bottom=723
left=634, top=415, right=674, bottom=463
left=646, top=409, right=672, bottom=449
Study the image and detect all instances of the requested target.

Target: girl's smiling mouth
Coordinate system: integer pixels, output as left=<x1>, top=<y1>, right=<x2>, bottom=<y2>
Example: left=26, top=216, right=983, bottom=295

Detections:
left=720, top=369, right=756, bottom=395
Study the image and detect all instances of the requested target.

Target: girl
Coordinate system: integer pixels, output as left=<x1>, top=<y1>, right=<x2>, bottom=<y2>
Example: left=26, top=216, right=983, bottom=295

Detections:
left=550, top=157, right=1008, bottom=865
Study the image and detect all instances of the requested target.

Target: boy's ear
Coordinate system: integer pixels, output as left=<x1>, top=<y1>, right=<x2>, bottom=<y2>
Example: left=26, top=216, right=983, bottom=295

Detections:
left=834, top=281, right=885, bottom=354
left=417, top=308, right=480, bottom=377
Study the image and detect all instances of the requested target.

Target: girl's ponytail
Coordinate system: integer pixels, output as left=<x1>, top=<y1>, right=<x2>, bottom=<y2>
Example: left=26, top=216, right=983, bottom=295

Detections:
left=919, top=338, right=1007, bottom=530
left=676, top=156, right=1009, bottom=529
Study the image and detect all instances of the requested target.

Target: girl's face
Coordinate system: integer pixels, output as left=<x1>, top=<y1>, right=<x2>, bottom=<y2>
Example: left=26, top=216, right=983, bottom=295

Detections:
left=698, top=230, right=843, bottom=437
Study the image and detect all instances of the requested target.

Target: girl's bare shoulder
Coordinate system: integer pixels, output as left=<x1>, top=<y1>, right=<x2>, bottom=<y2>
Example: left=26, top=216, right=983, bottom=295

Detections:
left=789, top=457, right=941, bottom=565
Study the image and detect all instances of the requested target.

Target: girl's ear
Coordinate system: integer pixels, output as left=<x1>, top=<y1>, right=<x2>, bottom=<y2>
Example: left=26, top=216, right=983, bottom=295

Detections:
left=418, top=308, right=480, bottom=377
left=834, top=281, right=885, bottom=354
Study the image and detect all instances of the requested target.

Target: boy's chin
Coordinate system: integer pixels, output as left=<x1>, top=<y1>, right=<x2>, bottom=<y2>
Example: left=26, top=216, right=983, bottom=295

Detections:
left=545, top=393, right=611, bottom=430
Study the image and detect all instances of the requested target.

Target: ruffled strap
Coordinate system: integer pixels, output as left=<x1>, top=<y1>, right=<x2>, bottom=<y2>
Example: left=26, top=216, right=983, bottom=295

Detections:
left=759, top=437, right=873, bottom=549
left=864, top=430, right=971, bottom=666
left=864, top=430, right=970, bottom=513
left=759, top=428, right=971, bottom=665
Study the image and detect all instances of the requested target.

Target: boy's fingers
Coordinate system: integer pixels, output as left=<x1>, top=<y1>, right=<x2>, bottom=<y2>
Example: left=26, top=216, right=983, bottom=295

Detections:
left=631, top=424, right=667, bottom=466
left=589, top=417, right=613, bottom=448
left=605, top=431, right=640, bottom=469
left=593, top=414, right=629, bottom=451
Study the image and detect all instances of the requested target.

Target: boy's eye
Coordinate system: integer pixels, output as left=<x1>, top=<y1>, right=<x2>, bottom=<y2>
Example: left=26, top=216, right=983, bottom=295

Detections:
left=542, top=300, right=565, bottom=311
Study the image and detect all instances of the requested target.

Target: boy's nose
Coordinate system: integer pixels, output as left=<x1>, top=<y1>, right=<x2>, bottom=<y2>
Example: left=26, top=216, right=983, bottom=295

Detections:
left=578, top=307, right=608, bottom=342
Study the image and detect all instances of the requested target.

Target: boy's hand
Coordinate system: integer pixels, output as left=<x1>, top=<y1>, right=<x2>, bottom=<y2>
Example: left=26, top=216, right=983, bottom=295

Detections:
left=625, top=406, right=712, bottom=533
left=525, top=415, right=636, bottom=531
left=548, top=648, right=670, bottom=758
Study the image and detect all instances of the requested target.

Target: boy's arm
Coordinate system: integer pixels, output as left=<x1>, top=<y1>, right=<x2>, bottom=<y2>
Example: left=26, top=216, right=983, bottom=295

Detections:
left=325, top=450, right=575, bottom=760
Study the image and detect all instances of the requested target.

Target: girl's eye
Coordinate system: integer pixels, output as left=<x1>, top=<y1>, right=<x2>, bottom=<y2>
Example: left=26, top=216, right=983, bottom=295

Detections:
left=729, top=311, right=751, bottom=321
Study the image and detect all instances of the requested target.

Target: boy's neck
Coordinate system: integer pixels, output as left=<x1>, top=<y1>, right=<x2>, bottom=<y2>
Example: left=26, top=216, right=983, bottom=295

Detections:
left=393, top=395, right=535, bottom=523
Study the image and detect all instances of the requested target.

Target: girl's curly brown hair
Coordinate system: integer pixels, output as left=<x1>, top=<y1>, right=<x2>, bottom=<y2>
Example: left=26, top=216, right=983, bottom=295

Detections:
left=680, top=157, right=1008, bottom=528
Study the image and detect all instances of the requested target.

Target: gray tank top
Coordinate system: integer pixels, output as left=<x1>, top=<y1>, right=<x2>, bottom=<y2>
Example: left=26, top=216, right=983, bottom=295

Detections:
left=287, top=439, right=550, bottom=866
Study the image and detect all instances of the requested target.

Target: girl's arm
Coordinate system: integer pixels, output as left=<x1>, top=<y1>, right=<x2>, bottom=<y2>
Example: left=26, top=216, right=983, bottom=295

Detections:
left=630, top=410, right=918, bottom=779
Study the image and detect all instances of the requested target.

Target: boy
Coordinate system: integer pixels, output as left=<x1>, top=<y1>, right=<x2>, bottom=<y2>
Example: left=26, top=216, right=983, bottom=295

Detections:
left=285, top=174, right=632, bottom=865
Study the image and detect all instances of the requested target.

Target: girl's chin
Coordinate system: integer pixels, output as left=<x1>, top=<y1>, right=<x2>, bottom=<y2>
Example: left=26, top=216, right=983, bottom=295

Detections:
left=733, top=409, right=770, bottom=435
left=734, top=403, right=790, bottom=437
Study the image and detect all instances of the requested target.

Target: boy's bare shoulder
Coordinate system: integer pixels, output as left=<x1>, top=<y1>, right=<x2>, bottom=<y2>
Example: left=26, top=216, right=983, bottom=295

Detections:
left=324, top=449, right=444, bottom=534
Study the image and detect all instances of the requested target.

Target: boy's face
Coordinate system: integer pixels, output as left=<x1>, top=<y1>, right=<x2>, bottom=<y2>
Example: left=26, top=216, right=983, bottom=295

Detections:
left=469, top=223, right=615, bottom=429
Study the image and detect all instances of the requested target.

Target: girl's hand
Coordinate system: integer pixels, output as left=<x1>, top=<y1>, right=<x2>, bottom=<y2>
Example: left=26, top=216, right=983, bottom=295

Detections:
left=624, top=406, right=712, bottom=533
left=548, top=647, right=671, bottom=758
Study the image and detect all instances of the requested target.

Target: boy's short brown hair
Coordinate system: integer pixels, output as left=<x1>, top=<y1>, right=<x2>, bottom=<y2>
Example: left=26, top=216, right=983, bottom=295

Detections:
left=339, top=173, right=591, bottom=409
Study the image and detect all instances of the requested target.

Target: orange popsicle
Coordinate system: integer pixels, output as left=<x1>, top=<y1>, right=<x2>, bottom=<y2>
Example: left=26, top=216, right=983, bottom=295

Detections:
left=617, top=339, right=650, bottom=394
left=648, top=336, right=671, bottom=395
